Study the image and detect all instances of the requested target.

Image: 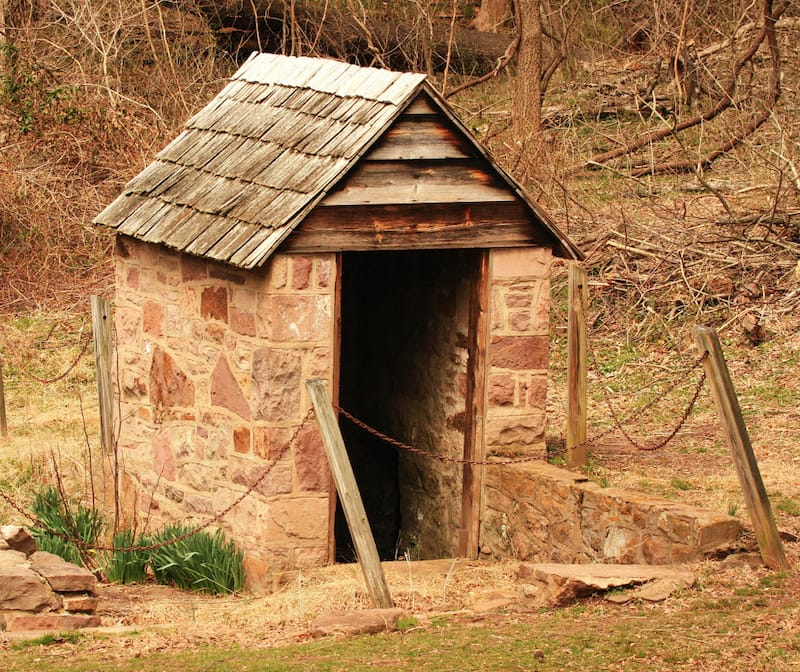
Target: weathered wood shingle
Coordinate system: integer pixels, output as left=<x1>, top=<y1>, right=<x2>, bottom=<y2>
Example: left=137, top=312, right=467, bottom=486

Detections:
left=95, top=53, right=426, bottom=268
left=95, top=52, right=581, bottom=267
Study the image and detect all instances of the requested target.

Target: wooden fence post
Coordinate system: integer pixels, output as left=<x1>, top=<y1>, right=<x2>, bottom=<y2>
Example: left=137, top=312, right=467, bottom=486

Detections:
left=0, top=362, right=8, bottom=439
left=566, top=263, right=588, bottom=467
left=694, top=326, right=788, bottom=570
left=305, top=378, right=394, bottom=609
left=91, top=295, right=114, bottom=455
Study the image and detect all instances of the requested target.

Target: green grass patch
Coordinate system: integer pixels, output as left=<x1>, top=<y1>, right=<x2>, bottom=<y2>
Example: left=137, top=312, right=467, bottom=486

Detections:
left=4, top=594, right=800, bottom=672
left=776, top=497, right=800, bottom=517
left=10, top=631, right=84, bottom=650
left=670, top=478, right=694, bottom=491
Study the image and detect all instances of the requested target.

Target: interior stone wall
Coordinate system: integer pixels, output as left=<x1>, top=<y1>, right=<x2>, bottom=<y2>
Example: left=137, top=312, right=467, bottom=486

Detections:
left=113, top=236, right=336, bottom=582
left=338, top=250, right=473, bottom=561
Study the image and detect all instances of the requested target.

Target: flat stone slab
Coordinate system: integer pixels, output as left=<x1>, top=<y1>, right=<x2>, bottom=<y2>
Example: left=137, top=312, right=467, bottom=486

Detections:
left=0, top=565, right=60, bottom=612
left=1, top=526, right=37, bottom=556
left=519, top=563, right=696, bottom=606
left=2, top=613, right=101, bottom=633
left=30, top=551, right=98, bottom=593
left=310, top=608, right=408, bottom=637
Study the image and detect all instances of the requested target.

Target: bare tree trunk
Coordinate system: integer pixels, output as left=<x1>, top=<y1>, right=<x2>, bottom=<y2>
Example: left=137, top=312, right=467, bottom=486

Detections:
left=472, top=0, right=511, bottom=32
left=513, top=0, right=543, bottom=146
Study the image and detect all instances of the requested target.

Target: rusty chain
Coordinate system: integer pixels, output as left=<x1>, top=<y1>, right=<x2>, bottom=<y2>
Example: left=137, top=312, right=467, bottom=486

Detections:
left=7, top=332, right=93, bottom=385
left=0, top=408, right=315, bottom=554
left=338, top=350, right=709, bottom=462
left=590, top=350, right=708, bottom=452
left=336, top=406, right=548, bottom=466
left=1, top=348, right=708, bottom=553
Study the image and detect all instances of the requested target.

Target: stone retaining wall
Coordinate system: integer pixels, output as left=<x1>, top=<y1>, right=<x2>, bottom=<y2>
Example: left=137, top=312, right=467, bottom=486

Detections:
left=0, top=526, right=100, bottom=633
left=480, top=462, right=741, bottom=564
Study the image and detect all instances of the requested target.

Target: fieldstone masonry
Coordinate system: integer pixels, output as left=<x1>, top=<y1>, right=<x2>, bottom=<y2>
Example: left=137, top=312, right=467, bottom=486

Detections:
left=0, top=526, right=100, bottom=632
left=480, top=462, right=741, bottom=564
left=485, top=248, right=552, bottom=457
left=112, top=237, right=734, bottom=578
left=114, top=236, right=334, bottom=581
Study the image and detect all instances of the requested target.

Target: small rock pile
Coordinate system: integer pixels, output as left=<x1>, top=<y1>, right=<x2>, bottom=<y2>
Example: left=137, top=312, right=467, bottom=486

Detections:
left=0, top=525, right=100, bottom=632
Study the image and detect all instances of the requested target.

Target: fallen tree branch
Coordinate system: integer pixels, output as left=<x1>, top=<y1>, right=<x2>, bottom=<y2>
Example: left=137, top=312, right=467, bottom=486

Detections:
left=631, top=0, right=783, bottom=177
left=577, top=0, right=785, bottom=173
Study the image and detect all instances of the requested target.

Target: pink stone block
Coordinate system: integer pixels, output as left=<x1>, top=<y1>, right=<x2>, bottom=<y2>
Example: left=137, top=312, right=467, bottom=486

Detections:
left=266, top=255, right=288, bottom=289
left=201, top=286, right=228, bottom=323
left=150, top=347, right=195, bottom=408
left=153, top=432, right=177, bottom=481
left=316, top=257, right=332, bottom=288
left=231, top=287, right=257, bottom=311
left=181, top=254, right=207, bottom=281
left=509, top=310, right=532, bottom=332
left=230, top=307, right=257, bottom=336
left=126, top=267, right=140, bottom=289
left=234, top=426, right=251, bottom=454
left=492, top=248, right=552, bottom=279
left=294, top=424, right=330, bottom=492
left=488, top=373, right=516, bottom=407
left=254, top=426, right=292, bottom=460
left=142, top=300, right=165, bottom=337
left=291, top=256, right=313, bottom=290
left=489, top=335, right=549, bottom=370
left=211, top=355, right=252, bottom=420
left=267, top=497, right=328, bottom=544
left=252, top=349, right=302, bottom=421
left=115, top=305, right=141, bottom=344
left=264, top=295, right=331, bottom=342
left=309, top=347, right=330, bottom=377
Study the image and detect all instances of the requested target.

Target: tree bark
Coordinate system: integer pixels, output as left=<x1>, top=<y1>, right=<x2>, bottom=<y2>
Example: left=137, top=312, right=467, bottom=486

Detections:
left=513, top=0, right=543, bottom=145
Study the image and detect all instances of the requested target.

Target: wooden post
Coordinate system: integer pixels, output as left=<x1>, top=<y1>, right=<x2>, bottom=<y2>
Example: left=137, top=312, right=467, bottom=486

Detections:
left=566, top=263, right=588, bottom=467
left=92, top=295, right=114, bottom=455
left=305, top=378, right=394, bottom=608
left=694, top=326, right=788, bottom=570
left=0, top=362, right=8, bottom=439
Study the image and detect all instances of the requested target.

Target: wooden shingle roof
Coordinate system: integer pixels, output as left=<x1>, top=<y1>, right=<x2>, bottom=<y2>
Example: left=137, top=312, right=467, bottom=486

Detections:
left=95, top=53, right=580, bottom=268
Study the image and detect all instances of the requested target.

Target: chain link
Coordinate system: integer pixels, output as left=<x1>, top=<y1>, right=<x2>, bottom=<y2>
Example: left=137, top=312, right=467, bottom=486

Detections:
left=590, top=350, right=708, bottom=452
left=11, top=332, right=93, bottom=385
left=0, top=409, right=315, bottom=554
left=338, top=351, right=709, bottom=462
left=1, top=350, right=709, bottom=553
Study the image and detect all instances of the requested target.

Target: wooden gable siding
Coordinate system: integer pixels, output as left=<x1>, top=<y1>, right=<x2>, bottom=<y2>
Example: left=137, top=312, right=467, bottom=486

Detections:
left=283, top=92, right=542, bottom=253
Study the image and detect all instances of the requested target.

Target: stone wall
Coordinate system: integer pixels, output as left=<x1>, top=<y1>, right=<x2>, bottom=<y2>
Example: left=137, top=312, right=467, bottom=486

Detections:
left=485, top=248, right=552, bottom=458
left=480, top=462, right=741, bottom=564
left=114, top=236, right=335, bottom=580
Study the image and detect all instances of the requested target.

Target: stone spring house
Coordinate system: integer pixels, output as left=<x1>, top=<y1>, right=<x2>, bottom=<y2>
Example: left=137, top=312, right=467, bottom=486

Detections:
left=94, top=52, right=586, bottom=582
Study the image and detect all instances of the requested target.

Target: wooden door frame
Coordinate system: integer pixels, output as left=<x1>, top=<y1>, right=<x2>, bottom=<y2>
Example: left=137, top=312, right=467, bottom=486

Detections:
left=459, top=250, right=489, bottom=558
left=327, top=252, right=343, bottom=564
left=329, top=249, right=489, bottom=562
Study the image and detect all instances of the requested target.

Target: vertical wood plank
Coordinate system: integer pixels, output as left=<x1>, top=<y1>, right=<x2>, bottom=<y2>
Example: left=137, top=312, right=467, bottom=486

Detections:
left=566, top=263, right=588, bottom=467
left=305, top=377, right=394, bottom=608
left=694, top=326, right=788, bottom=570
left=327, top=252, right=343, bottom=564
left=459, top=251, right=489, bottom=559
left=91, top=296, right=114, bottom=455
left=0, top=362, right=8, bottom=439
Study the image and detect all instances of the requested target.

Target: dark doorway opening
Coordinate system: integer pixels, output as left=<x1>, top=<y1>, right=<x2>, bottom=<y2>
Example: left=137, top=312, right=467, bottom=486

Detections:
left=335, top=249, right=476, bottom=562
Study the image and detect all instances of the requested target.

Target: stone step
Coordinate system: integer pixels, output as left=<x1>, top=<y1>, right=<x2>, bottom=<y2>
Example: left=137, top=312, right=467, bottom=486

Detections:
left=518, top=562, right=696, bottom=606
